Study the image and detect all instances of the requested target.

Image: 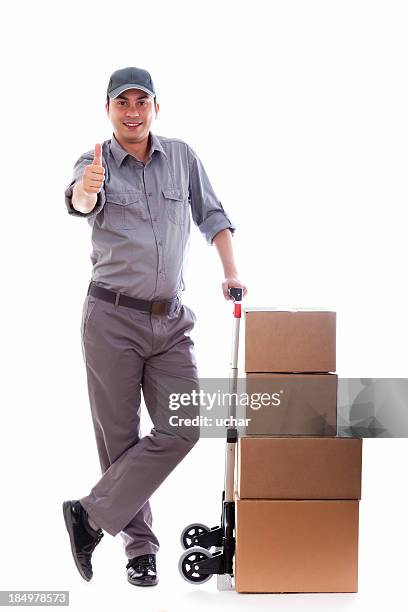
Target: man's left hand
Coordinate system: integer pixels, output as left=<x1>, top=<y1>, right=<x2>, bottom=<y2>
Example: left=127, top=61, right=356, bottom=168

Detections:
left=221, top=276, right=248, bottom=301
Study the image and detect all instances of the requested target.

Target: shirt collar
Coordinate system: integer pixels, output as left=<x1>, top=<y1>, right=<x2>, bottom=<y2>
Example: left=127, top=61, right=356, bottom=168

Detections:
left=110, top=131, right=167, bottom=167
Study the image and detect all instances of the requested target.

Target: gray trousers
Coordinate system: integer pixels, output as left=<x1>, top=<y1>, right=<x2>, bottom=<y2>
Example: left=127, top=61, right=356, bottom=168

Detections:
left=78, top=291, right=200, bottom=559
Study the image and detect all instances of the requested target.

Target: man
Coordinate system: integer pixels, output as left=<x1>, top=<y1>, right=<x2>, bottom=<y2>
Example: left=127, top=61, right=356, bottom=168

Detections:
left=62, top=66, right=247, bottom=587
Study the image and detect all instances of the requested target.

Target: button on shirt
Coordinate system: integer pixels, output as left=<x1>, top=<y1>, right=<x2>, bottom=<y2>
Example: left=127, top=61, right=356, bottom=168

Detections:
left=64, top=132, right=236, bottom=300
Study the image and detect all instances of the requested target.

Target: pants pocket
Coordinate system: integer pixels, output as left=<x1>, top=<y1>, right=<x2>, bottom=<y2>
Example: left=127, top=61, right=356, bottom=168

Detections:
left=81, top=296, right=98, bottom=339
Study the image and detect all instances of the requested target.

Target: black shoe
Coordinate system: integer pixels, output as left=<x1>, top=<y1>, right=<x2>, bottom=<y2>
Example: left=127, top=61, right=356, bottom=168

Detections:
left=126, top=554, right=158, bottom=587
left=62, top=500, right=104, bottom=581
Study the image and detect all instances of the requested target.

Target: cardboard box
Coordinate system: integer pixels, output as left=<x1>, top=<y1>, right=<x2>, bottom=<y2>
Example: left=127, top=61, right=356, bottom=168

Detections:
left=244, top=373, right=337, bottom=436
left=237, top=436, right=362, bottom=499
left=235, top=498, right=359, bottom=593
left=244, top=308, right=336, bottom=373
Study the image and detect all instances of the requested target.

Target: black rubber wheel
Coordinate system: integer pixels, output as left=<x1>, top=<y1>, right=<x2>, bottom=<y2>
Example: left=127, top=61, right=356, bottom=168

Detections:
left=178, top=547, right=213, bottom=584
left=180, top=523, right=211, bottom=550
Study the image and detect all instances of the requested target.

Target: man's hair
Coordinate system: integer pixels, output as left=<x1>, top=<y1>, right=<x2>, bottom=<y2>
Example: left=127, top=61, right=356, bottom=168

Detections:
left=106, top=95, right=157, bottom=109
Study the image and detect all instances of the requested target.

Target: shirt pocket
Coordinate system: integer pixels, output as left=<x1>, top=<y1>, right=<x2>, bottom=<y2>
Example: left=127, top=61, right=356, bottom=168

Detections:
left=162, top=188, right=188, bottom=225
left=105, top=191, right=147, bottom=229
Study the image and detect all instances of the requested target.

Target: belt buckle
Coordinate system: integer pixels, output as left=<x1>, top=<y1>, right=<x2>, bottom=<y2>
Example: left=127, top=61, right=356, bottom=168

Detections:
left=151, top=301, right=167, bottom=315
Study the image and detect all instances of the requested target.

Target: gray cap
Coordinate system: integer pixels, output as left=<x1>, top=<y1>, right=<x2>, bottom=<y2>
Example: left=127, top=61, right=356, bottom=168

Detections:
left=107, top=67, right=156, bottom=99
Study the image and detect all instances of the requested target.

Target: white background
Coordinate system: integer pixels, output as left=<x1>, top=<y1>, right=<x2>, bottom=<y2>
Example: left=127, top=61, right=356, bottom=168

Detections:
left=1, top=0, right=407, bottom=610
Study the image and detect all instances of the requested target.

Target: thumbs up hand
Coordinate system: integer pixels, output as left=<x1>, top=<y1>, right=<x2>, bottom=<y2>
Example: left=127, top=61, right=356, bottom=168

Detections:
left=81, top=144, right=105, bottom=195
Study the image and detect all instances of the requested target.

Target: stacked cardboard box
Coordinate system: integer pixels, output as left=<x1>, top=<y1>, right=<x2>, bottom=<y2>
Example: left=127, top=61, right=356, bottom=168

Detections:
left=244, top=308, right=337, bottom=436
left=234, top=307, right=362, bottom=593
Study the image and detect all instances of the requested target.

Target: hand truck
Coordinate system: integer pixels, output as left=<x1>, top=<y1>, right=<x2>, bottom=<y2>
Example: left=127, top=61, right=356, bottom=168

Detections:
left=178, top=287, right=243, bottom=589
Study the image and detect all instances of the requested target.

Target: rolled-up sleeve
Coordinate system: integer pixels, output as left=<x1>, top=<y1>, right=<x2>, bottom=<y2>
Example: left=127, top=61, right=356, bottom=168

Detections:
left=64, top=150, right=106, bottom=218
left=187, top=145, right=236, bottom=245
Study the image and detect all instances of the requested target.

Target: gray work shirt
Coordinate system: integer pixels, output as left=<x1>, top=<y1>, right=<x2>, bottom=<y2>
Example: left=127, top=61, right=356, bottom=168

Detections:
left=64, top=132, right=236, bottom=300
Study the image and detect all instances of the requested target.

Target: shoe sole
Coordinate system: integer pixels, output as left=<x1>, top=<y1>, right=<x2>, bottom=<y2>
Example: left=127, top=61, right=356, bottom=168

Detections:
left=62, top=501, right=92, bottom=582
left=127, top=577, right=159, bottom=587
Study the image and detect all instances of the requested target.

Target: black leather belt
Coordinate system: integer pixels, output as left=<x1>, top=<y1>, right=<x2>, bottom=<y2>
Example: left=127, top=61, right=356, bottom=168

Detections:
left=87, top=282, right=180, bottom=316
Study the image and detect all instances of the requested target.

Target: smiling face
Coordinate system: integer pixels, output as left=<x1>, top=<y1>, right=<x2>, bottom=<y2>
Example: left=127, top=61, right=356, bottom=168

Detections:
left=106, top=88, right=159, bottom=145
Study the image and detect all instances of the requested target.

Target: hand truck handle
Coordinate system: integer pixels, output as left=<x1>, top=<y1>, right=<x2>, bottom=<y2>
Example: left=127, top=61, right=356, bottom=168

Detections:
left=228, top=287, right=243, bottom=302
left=228, top=287, right=243, bottom=321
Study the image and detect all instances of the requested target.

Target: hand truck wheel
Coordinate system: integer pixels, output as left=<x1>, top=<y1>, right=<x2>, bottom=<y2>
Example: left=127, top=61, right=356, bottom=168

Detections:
left=178, top=547, right=213, bottom=584
left=180, top=522, right=211, bottom=550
